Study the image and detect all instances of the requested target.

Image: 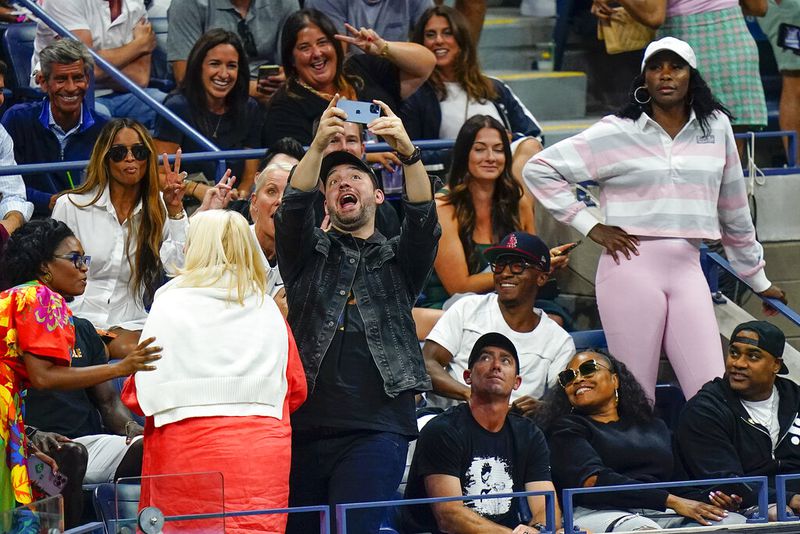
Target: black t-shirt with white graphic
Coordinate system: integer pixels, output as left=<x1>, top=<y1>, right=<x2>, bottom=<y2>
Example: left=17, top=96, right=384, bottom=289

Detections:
left=402, top=403, right=551, bottom=533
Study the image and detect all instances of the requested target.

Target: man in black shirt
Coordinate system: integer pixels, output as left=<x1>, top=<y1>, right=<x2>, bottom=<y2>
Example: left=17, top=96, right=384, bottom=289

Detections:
left=276, top=97, right=439, bottom=534
left=403, top=332, right=560, bottom=534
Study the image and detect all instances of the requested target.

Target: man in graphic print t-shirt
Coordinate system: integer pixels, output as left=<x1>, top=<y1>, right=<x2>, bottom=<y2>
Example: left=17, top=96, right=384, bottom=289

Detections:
left=402, top=333, right=560, bottom=533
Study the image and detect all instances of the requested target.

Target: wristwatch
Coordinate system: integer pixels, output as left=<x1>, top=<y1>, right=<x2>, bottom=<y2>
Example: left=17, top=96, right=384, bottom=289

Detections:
left=397, top=146, right=421, bottom=166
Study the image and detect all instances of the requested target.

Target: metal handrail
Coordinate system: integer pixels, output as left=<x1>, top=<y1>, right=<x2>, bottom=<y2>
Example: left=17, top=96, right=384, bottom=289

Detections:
left=110, top=504, right=331, bottom=533
left=0, top=140, right=458, bottom=177
left=16, top=0, right=222, bottom=166
left=775, top=473, right=800, bottom=522
left=335, top=489, right=558, bottom=534
left=561, top=476, right=770, bottom=534
left=734, top=130, right=798, bottom=168
left=703, top=250, right=800, bottom=328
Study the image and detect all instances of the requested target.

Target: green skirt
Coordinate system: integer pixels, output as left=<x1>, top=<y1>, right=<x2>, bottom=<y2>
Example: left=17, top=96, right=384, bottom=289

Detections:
left=659, top=6, right=767, bottom=127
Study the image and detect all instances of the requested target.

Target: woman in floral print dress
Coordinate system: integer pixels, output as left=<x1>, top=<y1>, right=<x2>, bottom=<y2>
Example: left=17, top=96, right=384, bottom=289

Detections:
left=0, top=219, right=159, bottom=511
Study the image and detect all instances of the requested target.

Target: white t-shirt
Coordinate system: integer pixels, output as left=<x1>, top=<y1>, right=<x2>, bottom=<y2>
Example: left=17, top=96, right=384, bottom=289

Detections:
left=438, top=82, right=504, bottom=140
left=425, top=293, right=576, bottom=409
left=741, top=386, right=780, bottom=450
left=33, top=0, right=148, bottom=94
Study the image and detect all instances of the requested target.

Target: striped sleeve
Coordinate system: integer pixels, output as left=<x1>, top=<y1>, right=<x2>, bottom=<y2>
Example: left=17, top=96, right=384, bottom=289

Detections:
left=523, top=120, right=606, bottom=236
left=715, top=115, right=770, bottom=292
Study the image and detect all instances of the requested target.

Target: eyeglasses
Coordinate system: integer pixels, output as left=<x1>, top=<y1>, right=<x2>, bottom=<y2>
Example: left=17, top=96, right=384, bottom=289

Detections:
left=237, top=19, right=259, bottom=59
left=107, top=144, right=149, bottom=163
left=54, top=253, right=92, bottom=269
left=490, top=258, right=535, bottom=275
left=558, top=359, right=612, bottom=388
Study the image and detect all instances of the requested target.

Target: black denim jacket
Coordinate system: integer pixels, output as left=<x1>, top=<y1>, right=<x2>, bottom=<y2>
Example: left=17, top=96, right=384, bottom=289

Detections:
left=275, top=183, right=440, bottom=397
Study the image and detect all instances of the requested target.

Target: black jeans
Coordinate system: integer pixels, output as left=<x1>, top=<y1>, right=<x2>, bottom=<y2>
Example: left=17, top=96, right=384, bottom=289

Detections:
left=287, top=430, right=409, bottom=534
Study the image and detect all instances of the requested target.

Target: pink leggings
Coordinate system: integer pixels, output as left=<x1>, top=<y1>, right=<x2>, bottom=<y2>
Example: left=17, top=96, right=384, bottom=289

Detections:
left=595, top=237, right=724, bottom=401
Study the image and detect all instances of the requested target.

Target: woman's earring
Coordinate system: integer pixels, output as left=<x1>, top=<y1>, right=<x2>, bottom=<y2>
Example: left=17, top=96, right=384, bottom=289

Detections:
left=615, top=388, right=619, bottom=404
left=41, top=272, right=52, bottom=283
left=634, top=86, right=651, bottom=105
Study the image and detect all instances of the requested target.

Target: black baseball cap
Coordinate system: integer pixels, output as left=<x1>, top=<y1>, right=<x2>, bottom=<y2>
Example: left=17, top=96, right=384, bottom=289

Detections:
left=467, top=332, right=520, bottom=373
left=484, top=232, right=551, bottom=272
left=731, top=320, right=788, bottom=374
left=319, top=151, right=380, bottom=188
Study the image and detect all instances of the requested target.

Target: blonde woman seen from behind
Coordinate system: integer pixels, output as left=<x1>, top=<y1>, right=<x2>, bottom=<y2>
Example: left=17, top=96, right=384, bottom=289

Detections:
left=122, top=210, right=307, bottom=534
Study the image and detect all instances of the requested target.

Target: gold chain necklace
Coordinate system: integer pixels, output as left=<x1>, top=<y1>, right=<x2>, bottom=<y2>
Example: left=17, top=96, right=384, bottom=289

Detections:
left=296, top=78, right=336, bottom=101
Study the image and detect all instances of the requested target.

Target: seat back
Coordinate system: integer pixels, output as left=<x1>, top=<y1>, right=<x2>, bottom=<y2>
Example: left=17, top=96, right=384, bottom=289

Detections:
left=2, top=22, right=36, bottom=88
left=93, top=483, right=141, bottom=534
left=147, top=17, right=174, bottom=91
left=569, top=329, right=607, bottom=351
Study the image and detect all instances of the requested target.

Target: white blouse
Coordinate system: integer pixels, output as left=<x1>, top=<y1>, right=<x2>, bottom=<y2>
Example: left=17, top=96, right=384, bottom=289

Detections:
left=52, top=184, right=187, bottom=330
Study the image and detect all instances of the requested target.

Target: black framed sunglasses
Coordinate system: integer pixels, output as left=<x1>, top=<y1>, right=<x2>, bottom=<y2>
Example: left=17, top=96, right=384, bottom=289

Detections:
left=107, top=144, right=149, bottom=163
left=558, top=359, right=612, bottom=388
left=237, top=19, right=259, bottom=59
left=490, top=258, right=535, bottom=275
left=54, top=253, right=92, bottom=269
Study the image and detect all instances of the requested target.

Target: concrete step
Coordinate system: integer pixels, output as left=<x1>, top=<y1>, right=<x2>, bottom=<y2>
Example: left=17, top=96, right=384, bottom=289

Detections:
left=488, top=70, right=587, bottom=121
left=539, top=116, right=601, bottom=146
left=479, top=8, right=555, bottom=70
left=480, top=9, right=554, bottom=49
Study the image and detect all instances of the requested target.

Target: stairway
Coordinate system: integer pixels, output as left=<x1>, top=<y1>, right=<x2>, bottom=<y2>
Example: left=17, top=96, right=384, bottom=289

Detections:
left=480, top=8, right=588, bottom=125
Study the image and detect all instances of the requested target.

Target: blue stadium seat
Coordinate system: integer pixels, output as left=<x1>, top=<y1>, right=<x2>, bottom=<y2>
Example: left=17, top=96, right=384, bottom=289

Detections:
left=148, top=17, right=174, bottom=92
left=1, top=22, right=45, bottom=102
left=93, top=482, right=141, bottom=533
left=569, top=329, right=607, bottom=350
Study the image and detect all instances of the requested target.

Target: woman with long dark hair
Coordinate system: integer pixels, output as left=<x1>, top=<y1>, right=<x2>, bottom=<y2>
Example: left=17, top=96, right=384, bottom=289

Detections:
left=262, top=8, right=435, bottom=147
left=155, top=29, right=262, bottom=197
left=524, top=38, right=786, bottom=400
left=0, top=219, right=158, bottom=513
left=405, top=5, right=543, bottom=184
left=53, top=118, right=188, bottom=358
left=537, top=350, right=746, bottom=531
left=424, top=114, right=570, bottom=317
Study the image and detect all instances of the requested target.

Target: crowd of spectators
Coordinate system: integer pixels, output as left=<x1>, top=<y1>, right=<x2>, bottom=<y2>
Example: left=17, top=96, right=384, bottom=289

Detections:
left=0, top=0, right=797, bottom=532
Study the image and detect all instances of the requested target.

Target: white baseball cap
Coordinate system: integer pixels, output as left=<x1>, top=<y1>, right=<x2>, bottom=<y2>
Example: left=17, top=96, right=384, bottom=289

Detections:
left=640, top=37, right=697, bottom=72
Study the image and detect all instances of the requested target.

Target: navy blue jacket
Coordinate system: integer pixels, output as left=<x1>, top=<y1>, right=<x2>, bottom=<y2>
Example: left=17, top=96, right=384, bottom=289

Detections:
left=401, top=77, right=543, bottom=142
left=275, top=181, right=440, bottom=397
left=1, top=100, right=106, bottom=215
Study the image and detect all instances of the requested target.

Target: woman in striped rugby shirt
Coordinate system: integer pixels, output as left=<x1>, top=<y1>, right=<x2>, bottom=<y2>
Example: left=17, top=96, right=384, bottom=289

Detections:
left=523, top=37, right=786, bottom=402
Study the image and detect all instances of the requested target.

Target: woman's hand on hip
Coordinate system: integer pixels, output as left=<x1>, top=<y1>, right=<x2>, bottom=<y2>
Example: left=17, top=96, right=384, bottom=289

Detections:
left=587, top=223, right=639, bottom=264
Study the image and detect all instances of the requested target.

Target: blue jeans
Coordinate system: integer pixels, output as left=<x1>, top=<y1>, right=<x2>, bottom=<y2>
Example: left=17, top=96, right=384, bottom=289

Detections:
left=94, top=88, right=166, bottom=130
left=287, top=430, right=409, bottom=534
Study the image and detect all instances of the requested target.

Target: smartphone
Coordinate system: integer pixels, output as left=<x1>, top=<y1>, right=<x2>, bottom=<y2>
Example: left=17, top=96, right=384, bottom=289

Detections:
left=338, top=100, right=381, bottom=125
left=778, top=23, right=800, bottom=53
left=27, top=456, right=68, bottom=496
left=553, top=241, right=582, bottom=257
left=257, top=64, right=280, bottom=83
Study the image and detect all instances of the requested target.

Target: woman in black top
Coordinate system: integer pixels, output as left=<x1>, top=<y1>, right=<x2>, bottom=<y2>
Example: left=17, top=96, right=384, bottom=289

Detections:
left=263, top=8, right=435, bottom=148
left=155, top=29, right=263, bottom=197
left=537, top=350, right=745, bottom=531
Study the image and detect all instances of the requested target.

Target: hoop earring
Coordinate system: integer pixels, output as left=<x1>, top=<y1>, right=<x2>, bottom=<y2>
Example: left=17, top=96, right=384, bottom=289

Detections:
left=633, top=86, right=651, bottom=105
left=41, top=272, right=52, bottom=284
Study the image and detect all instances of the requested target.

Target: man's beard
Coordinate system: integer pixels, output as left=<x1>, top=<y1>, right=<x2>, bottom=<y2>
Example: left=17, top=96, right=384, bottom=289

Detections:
left=329, top=202, right=376, bottom=233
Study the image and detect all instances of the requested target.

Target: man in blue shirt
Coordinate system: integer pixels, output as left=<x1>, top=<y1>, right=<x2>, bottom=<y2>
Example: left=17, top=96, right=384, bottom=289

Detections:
left=2, top=39, right=106, bottom=216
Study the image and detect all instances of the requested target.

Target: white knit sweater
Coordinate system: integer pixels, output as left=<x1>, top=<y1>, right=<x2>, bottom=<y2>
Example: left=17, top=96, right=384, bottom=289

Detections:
left=134, top=274, right=289, bottom=427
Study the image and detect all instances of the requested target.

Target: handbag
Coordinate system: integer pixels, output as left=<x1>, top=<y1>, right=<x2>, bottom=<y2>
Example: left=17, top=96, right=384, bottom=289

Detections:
left=597, top=7, right=656, bottom=54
